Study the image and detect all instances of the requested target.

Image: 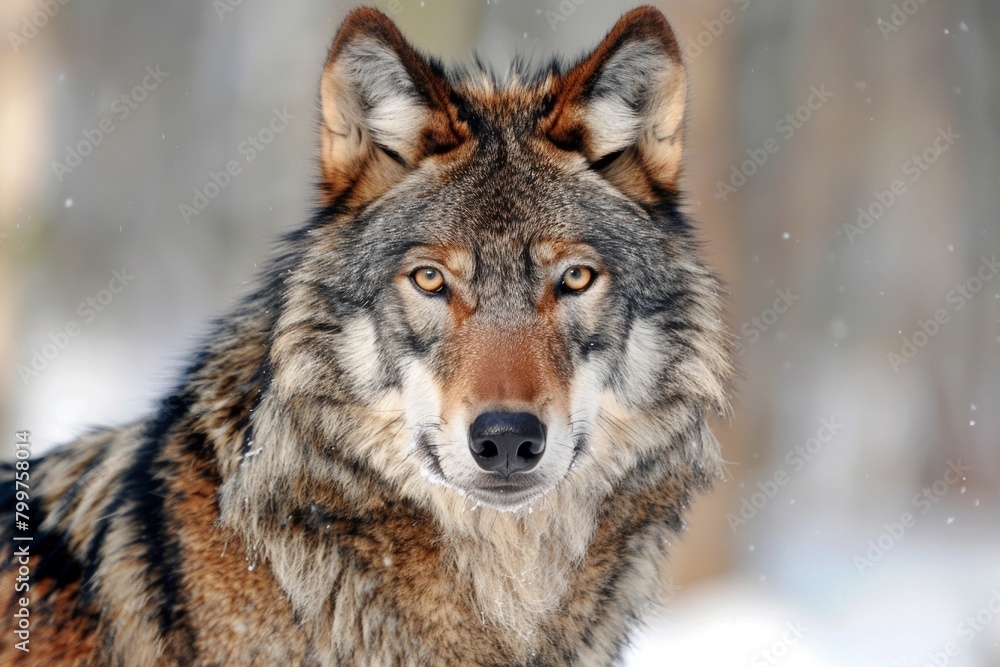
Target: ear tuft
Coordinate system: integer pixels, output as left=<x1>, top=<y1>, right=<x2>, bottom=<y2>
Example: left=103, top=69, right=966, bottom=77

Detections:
left=545, top=6, right=687, bottom=203
left=319, top=9, right=465, bottom=207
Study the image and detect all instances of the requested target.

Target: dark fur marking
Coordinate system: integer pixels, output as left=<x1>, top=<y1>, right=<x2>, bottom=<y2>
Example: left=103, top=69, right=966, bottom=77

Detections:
left=32, top=525, right=86, bottom=603
left=589, top=149, right=625, bottom=172
left=115, top=392, right=198, bottom=651
left=546, top=126, right=586, bottom=155
left=376, top=143, right=408, bottom=168
left=398, top=328, right=434, bottom=356
left=452, top=92, right=484, bottom=136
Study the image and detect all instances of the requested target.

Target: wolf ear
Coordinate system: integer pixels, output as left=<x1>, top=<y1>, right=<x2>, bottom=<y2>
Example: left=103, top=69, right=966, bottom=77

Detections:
left=545, top=7, right=687, bottom=203
left=319, top=8, right=465, bottom=207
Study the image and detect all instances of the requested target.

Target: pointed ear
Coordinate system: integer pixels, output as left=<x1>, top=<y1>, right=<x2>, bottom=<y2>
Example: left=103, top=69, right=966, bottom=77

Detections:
left=544, top=7, right=687, bottom=204
left=319, top=8, right=466, bottom=207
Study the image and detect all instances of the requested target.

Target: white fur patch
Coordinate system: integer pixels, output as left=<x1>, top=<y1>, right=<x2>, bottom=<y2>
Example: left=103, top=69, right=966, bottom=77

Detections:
left=335, top=316, right=385, bottom=396
left=586, top=40, right=672, bottom=157
left=339, top=39, right=428, bottom=158
left=617, top=318, right=668, bottom=406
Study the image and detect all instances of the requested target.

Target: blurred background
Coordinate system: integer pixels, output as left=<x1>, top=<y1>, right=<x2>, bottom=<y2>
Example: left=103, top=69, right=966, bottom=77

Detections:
left=2, top=0, right=998, bottom=664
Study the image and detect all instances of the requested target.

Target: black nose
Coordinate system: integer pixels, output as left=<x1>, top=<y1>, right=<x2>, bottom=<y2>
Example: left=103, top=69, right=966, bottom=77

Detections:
left=469, top=412, right=546, bottom=476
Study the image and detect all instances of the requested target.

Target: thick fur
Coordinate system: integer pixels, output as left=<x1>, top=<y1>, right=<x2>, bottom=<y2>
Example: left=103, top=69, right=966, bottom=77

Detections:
left=1, top=7, right=731, bottom=666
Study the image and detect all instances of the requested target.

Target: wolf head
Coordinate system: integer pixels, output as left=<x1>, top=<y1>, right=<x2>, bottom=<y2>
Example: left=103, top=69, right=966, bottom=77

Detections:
left=261, top=7, right=730, bottom=514
left=231, top=7, right=729, bottom=525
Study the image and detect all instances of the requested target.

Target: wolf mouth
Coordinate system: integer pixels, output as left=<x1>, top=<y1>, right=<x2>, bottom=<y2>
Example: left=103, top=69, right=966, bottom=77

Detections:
left=477, top=478, right=541, bottom=496
left=468, top=485, right=546, bottom=511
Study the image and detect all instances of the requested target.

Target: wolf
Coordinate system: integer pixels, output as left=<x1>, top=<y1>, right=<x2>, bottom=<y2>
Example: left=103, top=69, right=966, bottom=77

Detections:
left=1, top=6, right=731, bottom=665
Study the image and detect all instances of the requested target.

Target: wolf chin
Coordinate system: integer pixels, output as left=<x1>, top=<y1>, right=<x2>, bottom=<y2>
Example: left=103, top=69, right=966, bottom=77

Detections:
left=2, top=6, right=731, bottom=665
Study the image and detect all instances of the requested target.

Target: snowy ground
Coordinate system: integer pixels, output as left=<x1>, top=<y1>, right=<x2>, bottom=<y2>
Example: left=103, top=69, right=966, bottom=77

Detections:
left=626, top=511, right=1000, bottom=666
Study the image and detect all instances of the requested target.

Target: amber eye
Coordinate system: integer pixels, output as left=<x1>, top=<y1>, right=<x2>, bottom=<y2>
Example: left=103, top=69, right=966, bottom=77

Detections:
left=561, top=266, right=594, bottom=293
left=411, top=267, right=445, bottom=293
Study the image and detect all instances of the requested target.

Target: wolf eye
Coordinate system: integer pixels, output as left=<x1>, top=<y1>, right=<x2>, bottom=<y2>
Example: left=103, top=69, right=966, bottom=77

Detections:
left=411, top=267, right=445, bottom=293
left=560, top=266, right=594, bottom=293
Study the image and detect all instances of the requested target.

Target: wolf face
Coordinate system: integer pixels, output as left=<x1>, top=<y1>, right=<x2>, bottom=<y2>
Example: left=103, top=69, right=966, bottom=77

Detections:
left=261, top=8, right=730, bottom=514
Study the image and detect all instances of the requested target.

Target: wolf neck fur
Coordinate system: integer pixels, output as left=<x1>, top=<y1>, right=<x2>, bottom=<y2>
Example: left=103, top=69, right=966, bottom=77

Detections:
left=212, top=386, right=600, bottom=646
